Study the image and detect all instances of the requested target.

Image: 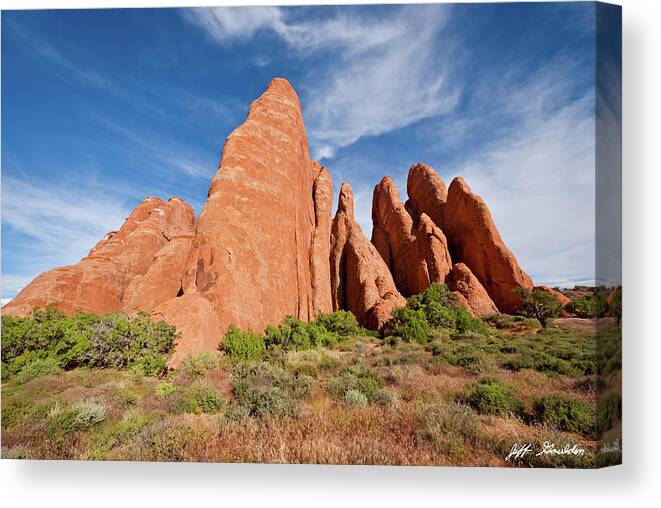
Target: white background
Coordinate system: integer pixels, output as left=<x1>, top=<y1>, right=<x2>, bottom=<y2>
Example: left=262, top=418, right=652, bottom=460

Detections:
left=0, top=0, right=659, bottom=506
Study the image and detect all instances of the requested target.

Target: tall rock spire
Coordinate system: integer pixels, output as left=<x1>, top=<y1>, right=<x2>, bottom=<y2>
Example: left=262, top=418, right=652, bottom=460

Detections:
left=152, top=78, right=335, bottom=360
left=330, top=182, right=406, bottom=329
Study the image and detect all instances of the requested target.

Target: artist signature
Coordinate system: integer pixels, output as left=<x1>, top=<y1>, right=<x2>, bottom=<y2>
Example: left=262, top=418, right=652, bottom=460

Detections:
left=505, top=442, right=586, bottom=461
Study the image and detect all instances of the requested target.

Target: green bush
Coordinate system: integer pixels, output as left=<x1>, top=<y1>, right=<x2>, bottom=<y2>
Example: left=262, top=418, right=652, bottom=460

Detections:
left=597, top=392, right=621, bottom=434
left=344, top=389, right=368, bottom=407
left=178, top=351, right=221, bottom=377
left=1, top=308, right=176, bottom=376
left=567, top=292, right=608, bottom=318
left=183, top=382, right=226, bottom=414
left=13, top=357, right=61, bottom=384
left=533, top=394, right=594, bottom=436
left=515, top=288, right=562, bottom=327
left=221, top=325, right=266, bottom=360
left=46, top=400, right=107, bottom=436
left=383, top=308, right=429, bottom=344
left=460, top=378, right=523, bottom=416
left=312, top=310, right=362, bottom=337
left=230, top=362, right=309, bottom=419
left=155, top=382, right=175, bottom=398
left=326, top=365, right=387, bottom=404
left=485, top=314, right=541, bottom=330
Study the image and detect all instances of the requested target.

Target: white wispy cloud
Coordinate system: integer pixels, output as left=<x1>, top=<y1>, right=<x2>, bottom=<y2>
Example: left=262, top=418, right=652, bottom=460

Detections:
left=93, top=115, right=216, bottom=179
left=442, top=59, right=596, bottom=287
left=1, top=176, right=133, bottom=297
left=182, top=5, right=458, bottom=159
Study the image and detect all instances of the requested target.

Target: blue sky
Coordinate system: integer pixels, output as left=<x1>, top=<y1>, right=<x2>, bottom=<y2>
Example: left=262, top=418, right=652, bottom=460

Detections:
left=2, top=3, right=603, bottom=301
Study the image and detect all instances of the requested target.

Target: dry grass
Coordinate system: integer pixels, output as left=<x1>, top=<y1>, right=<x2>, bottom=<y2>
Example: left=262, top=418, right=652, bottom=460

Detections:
left=1, top=321, right=620, bottom=468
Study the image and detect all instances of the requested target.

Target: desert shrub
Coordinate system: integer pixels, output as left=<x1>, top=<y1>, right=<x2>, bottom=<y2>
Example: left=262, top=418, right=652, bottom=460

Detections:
left=312, top=310, right=362, bottom=337
left=1, top=308, right=176, bottom=376
left=597, top=392, right=621, bottom=435
left=502, top=351, right=575, bottom=376
left=13, top=357, right=61, bottom=384
left=533, top=394, right=594, bottom=436
left=567, top=291, right=608, bottom=318
left=326, top=364, right=388, bottom=405
left=425, top=340, right=445, bottom=356
left=344, top=389, right=368, bottom=407
left=85, top=410, right=156, bottom=459
left=408, top=282, right=457, bottom=309
left=155, top=382, right=175, bottom=398
left=178, top=351, right=221, bottom=377
left=424, top=301, right=458, bottom=329
left=46, top=400, right=106, bottom=436
left=403, top=283, right=490, bottom=339
left=485, top=314, right=541, bottom=330
left=382, top=308, right=429, bottom=344
left=597, top=325, right=622, bottom=376
left=445, top=346, right=495, bottom=375
left=183, top=382, right=226, bottom=414
left=230, top=362, right=309, bottom=419
left=237, top=386, right=297, bottom=419
left=221, top=325, right=266, bottom=360
left=416, top=401, right=481, bottom=459
left=460, top=378, right=523, bottom=417
left=515, top=288, right=562, bottom=327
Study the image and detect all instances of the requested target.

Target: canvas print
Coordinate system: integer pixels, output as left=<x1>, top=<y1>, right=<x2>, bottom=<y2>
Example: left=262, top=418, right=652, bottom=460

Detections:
left=1, top=2, right=621, bottom=467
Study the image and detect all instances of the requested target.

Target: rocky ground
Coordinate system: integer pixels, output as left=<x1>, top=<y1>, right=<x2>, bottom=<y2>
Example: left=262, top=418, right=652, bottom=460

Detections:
left=1, top=317, right=621, bottom=467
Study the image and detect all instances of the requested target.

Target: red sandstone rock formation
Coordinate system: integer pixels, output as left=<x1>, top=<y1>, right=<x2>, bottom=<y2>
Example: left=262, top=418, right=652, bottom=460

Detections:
left=449, top=263, right=499, bottom=317
left=151, top=78, right=334, bottom=362
left=152, top=294, right=222, bottom=367
left=310, top=161, right=334, bottom=315
left=331, top=182, right=406, bottom=329
left=442, top=177, right=533, bottom=313
left=406, top=162, right=447, bottom=227
left=2, top=197, right=196, bottom=317
left=405, top=163, right=532, bottom=313
left=372, top=176, right=452, bottom=297
left=2, top=79, right=537, bottom=366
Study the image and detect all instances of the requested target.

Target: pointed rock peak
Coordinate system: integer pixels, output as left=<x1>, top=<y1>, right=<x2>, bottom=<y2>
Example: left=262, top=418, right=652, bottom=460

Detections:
left=448, top=176, right=470, bottom=194
left=338, top=182, right=355, bottom=219
left=260, top=77, right=301, bottom=108
left=407, top=163, right=447, bottom=202
left=417, top=212, right=436, bottom=232
left=406, top=162, right=447, bottom=226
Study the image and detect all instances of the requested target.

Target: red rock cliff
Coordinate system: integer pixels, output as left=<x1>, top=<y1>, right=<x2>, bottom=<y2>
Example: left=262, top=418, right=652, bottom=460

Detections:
left=331, top=182, right=406, bottom=329
left=151, top=78, right=334, bottom=361
left=2, top=197, right=196, bottom=317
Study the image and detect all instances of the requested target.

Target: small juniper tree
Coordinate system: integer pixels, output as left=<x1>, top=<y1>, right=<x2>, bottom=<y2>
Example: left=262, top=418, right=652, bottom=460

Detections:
left=514, top=287, right=562, bottom=327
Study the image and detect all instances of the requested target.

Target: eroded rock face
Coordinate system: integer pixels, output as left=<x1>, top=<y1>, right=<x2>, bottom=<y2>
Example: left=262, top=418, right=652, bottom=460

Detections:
left=405, top=162, right=447, bottom=228
left=310, top=161, right=334, bottom=315
left=449, top=263, right=499, bottom=317
left=442, top=178, right=533, bottom=313
left=2, top=197, right=196, bottom=317
left=331, top=183, right=406, bottom=329
left=157, top=78, right=334, bottom=359
left=151, top=294, right=222, bottom=367
left=371, top=176, right=452, bottom=297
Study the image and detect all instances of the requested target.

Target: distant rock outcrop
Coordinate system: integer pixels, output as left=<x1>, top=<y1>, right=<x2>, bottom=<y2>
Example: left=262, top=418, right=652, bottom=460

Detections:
left=442, top=177, right=533, bottom=313
left=449, top=263, right=499, bottom=317
left=331, top=183, right=406, bottom=329
left=2, top=197, right=196, bottom=317
left=405, top=164, right=533, bottom=314
left=372, top=177, right=452, bottom=297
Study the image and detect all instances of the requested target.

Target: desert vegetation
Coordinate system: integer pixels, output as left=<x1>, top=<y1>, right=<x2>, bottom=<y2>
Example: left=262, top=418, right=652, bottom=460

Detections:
left=1, top=284, right=621, bottom=467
